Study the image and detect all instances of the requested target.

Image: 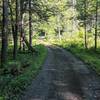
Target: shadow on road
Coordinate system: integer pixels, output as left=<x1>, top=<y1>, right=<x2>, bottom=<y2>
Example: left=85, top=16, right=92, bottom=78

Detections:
left=21, top=46, right=100, bottom=100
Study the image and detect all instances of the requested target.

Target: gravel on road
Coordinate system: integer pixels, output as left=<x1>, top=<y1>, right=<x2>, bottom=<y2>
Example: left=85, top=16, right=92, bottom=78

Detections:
left=21, top=46, right=100, bottom=100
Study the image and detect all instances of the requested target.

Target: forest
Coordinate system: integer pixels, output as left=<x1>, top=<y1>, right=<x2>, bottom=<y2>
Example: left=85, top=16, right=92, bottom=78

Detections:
left=0, top=0, right=100, bottom=100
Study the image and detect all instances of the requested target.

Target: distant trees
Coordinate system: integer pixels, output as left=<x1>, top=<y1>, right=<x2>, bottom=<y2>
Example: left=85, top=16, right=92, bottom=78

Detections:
left=0, top=0, right=55, bottom=67
left=0, top=0, right=100, bottom=66
left=76, top=0, right=100, bottom=50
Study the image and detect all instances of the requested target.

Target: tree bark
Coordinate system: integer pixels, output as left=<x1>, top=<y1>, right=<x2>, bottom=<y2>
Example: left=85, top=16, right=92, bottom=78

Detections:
left=22, top=35, right=37, bottom=53
left=19, top=1, right=25, bottom=51
left=13, top=0, right=19, bottom=59
left=94, top=0, right=98, bottom=51
left=29, top=0, right=32, bottom=46
left=8, top=0, right=18, bottom=59
left=1, top=0, right=9, bottom=67
left=84, top=0, right=87, bottom=49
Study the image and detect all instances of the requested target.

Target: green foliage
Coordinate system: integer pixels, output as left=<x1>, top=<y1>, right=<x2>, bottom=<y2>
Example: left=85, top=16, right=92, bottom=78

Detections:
left=4, top=61, right=21, bottom=75
left=0, top=97, right=4, bottom=100
left=51, top=38, right=100, bottom=75
left=0, top=44, right=47, bottom=100
left=0, top=0, right=100, bottom=98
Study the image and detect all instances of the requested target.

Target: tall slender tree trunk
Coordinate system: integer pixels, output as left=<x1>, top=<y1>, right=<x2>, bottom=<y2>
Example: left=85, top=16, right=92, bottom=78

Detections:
left=19, top=1, right=21, bottom=50
left=94, top=0, right=98, bottom=51
left=84, top=0, right=87, bottom=49
left=8, top=0, right=15, bottom=39
left=13, top=0, right=19, bottom=59
left=19, top=8, right=23, bottom=50
left=8, top=0, right=18, bottom=59
left=29, top=0, right=32, bottom=46
left=21, top=15, right=26, bottom=51
left=1, top=0, right=9, bottom=67
left=19, top=1, right=25, bottom=51
left=57, top=14, right=61, bottom=40
left=58, top=26, right=61, bottom=40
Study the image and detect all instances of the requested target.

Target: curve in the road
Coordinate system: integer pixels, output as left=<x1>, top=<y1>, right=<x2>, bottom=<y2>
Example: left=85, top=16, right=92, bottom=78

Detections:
left=21, top=46, right=100, bottom=100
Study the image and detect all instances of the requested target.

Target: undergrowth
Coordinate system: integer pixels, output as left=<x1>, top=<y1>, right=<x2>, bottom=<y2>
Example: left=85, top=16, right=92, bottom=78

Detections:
left=0, top=44, right=47, bottom=100
left=51, top=38, right=100, bottom=75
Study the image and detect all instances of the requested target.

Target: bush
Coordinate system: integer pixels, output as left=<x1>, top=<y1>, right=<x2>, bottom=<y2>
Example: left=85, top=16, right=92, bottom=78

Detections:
left=0, top=97, right=4, bottom=100
left=4, top=61, right=21, bottom=76
left=0, top=44, right=47, bottom=100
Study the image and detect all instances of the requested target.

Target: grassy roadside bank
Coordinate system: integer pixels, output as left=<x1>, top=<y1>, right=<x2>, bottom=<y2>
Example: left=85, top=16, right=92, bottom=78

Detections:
left=51, top=39, right=100, bottom=75
left=0, top=44, right=47, bottom=100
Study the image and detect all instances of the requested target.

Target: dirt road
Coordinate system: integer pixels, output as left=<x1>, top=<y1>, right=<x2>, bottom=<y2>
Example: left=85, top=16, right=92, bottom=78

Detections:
left=22, top=46, right=100, bottom=100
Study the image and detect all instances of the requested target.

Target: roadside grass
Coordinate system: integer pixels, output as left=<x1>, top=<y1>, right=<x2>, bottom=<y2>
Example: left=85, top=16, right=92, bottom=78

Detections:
left=0, top=44, right=47, bottom=100
left=51, top=39, right=100, bottom=75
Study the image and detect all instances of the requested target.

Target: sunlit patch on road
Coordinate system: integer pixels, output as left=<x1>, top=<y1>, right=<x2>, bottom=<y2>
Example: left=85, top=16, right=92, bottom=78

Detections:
left=58, top=92, right=83, bottom=100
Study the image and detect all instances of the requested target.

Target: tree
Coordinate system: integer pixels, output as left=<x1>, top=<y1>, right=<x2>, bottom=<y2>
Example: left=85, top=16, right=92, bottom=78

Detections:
left=1, top=0, right=9, bottom=67
left=13, top=0, right=19, bottom=59
left=94, top=0, right=98, bottom=51
left=84, top=0, right=88, bottom=49
left=29, top=0, right=32, bottom=46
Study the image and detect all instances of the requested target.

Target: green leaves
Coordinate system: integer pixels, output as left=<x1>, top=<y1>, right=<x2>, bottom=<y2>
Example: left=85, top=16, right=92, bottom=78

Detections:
left=0, top=44, right=47, bottom=99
